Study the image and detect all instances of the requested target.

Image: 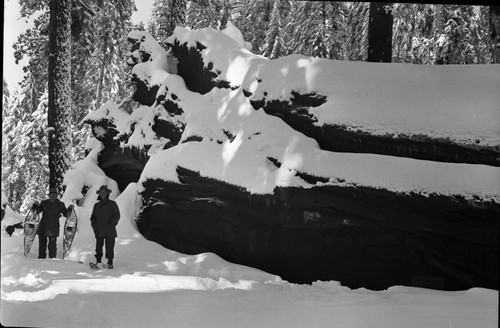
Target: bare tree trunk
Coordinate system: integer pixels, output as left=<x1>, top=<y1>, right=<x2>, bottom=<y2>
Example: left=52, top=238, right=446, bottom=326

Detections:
left=48, top=0, right=72, bottom=193
left=367, top=3, right=394, bottom=63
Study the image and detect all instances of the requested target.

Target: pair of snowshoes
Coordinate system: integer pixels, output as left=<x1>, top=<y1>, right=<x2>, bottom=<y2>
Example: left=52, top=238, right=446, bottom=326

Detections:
left=23, top=205, right=79, bottom=259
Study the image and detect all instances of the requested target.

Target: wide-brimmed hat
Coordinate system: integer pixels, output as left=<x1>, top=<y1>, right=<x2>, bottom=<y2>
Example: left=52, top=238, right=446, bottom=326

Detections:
left=96, top=185, right=112, bottom=194
left=47, top=187, right=59, bottom=195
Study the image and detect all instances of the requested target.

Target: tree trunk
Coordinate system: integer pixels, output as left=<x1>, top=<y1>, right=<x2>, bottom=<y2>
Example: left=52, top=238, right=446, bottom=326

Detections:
left=95, top=31, right=109, bottom=109
left=48, top=0, right=72, bottom=193
left=367, top=2, right=393, bottom=62
left=490, top=6, right=500, bottom=63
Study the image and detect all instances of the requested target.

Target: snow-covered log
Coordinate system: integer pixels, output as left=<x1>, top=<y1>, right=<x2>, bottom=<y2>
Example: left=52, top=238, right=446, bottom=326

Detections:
left=83, top=26, right=499, bottom=291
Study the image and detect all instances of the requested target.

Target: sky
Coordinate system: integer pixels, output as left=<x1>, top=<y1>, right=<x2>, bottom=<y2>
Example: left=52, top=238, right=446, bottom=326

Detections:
left=2, top=0, right=154, bottom=93
left=1, top=11, right=499, bottom=328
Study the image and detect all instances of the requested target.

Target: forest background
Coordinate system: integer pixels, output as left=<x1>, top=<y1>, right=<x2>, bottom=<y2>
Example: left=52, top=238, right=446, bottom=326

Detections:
left=2, top=0, right=499, bottom=213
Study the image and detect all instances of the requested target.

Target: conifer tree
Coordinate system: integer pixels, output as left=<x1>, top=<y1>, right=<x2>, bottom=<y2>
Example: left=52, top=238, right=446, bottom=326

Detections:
left=13, top=9, right=50, bottom=111
left=310, top=1, right=331, bottom=58
left=12, top=0, right=136, bottom=197
left=435, top=5, right=491, bottom=64
left=328, top=1, right=350, bottom=60
left=14, top=94, right=50, bottom=212
left=491, top=6, right=500, bottom=63
left=392, top=3, right=434, bottom=64
left=151, top=0, right=186, bottom=42
left=232, top=0, right=273, bottom=53
left=2, top=83, right=49, bottom=212
left=392, top=4, right=492, bottom=64
left=185, top=0, right=219, bottom=29
left=151, top=0, right=171, bottom=40
left=261, top=0, right=288, bottom=59
left=346, top=2, right=369, bottom=61
left=170, top=0, right=187, bottom=33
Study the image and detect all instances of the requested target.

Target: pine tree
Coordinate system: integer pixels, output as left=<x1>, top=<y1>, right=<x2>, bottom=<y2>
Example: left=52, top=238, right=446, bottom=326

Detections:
left=346, top=2, right=369, bottom=61
left=392, top=4, right=492, bottom=64
left=2, top=83, right=49, bottom=212
left=10, top=0, right=136, bottom=201
left=150, top=0, right=186, bottom=43
left=474, top=6, right=493, bottom=64
left=261, top=0, right=288, bottom=59
left=170, top=0, right=187, bottom=33
left=328, top=2, right=350, bottom=60
left=282, top=0, right=300, bottom=55
left=185, top=0, right=219, bottom=29
left=392, top=3, right=434, bottom=64
left=310, top=1, right=331, bottom=58
left=151, top=0, right=171, bottom=40
left=1, top=81, right=14, bottom=207
left=13, top=9, right=50, bottom=111
left=14, top=94, right=50, bottom=213
left=232, top=0, right=273, bottom=54
left=91, top=1, right=135, bottom=111
left=491, top=6, right=500, bottom=63
left=3, top=79, right=10, bottom=107
left=2, top=89, right=29, bottom=211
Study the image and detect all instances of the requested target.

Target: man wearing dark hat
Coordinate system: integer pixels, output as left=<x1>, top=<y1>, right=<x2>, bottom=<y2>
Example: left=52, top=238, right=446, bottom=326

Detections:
left=32, top=188, right=74, bottom=259
left=90, top=185, right=120, bottom=269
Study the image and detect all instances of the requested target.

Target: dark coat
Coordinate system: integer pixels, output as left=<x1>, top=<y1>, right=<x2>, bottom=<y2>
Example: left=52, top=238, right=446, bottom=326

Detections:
left=36, top=199, right=68, bottom=237
left=90, top=197, right=120, bottom=237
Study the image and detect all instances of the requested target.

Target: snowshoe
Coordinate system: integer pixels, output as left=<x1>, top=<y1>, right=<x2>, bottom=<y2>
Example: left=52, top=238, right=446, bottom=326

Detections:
left=89, top=262, right=104, bottom=270
left=62, top=207, right=78, bottom=259
left=23, top=209, right=41, bottom=257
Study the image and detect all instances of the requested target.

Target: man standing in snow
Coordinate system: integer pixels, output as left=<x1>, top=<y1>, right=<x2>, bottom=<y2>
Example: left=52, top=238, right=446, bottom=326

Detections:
left=33, top=188, right=74, bottom=259
left=90, top=185, right=120, bottom=269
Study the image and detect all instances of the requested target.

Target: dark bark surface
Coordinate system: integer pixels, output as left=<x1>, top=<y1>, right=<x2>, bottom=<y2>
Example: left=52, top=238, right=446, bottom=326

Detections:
left=48, top=0, right=72, bottom=192
left=137, top=167, right=499, bottom=291
left=367, top=3, right=393, bottom=63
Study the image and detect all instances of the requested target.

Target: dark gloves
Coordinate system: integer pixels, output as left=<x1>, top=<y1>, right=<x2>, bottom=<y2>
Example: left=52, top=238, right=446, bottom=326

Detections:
left=67, top=204, right=74, bottom=216
left=5, top=222, right=22, bottom=236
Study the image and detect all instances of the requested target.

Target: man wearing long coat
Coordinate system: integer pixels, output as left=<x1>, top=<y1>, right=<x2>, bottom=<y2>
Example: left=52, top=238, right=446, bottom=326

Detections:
left=33, top=188, right=73, bottom=259
left=90, top=185, right=120, bottom=269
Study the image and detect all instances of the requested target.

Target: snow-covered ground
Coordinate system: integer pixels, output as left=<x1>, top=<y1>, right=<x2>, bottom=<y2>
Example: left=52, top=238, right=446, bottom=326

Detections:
left=2, top=181, right=498, bottom=328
